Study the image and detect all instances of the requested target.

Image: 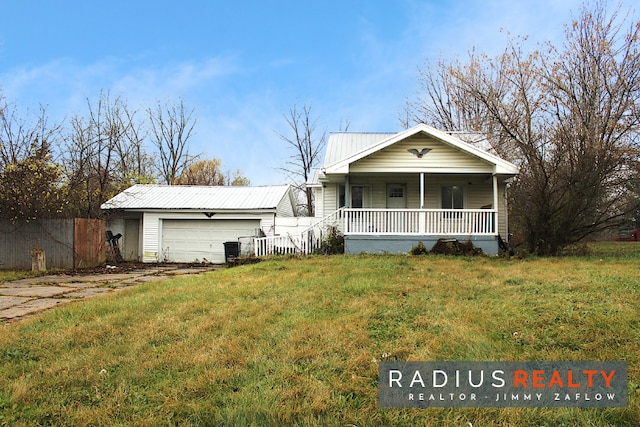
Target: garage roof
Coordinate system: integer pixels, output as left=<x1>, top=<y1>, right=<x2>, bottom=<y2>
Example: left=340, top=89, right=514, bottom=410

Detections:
left=101, top=184, right=293, bottom=211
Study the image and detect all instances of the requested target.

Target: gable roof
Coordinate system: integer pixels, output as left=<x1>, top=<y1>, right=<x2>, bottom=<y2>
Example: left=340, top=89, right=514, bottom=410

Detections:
left=321, top=123, right=519, bottom=175
left=101, top=184, right=293, bottom=211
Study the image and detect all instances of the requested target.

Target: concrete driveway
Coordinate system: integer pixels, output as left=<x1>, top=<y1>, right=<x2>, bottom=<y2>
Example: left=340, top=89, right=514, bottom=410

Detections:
left=0, top=265, right=220, bottom=322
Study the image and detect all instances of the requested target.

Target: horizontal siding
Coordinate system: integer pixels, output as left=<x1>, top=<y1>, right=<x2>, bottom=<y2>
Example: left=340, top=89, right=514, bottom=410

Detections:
left=329, top=174, right=495, bottom=210
left=350, top=136, right=493, bottom=173
left=276, top=194, right=295, bottom=217
left=316, top=174, right=510, bottom=239
left=142, top=212, right=161, bottom=262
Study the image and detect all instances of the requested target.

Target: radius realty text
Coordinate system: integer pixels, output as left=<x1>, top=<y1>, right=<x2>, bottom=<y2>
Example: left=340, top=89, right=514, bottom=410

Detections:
left=378, top=361, right=627, bottom=408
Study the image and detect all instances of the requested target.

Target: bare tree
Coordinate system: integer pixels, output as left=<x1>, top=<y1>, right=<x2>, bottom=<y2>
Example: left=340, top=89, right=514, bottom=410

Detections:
left=147, top=99, right=197, bottom=185
left=0, top=98, right=61, bottom=171
left=405, top=1, right=640, bottom=255
left=276, top=103, right=326, bottom=216
left=63, top=91, right=149, bottom=217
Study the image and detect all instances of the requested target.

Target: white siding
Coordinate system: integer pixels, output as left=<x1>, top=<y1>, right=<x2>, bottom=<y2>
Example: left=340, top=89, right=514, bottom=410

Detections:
left=316, top=174, right=510, bottom=237
left=276, top=192, right=295, bottom=217
left=140, top=211, right=276, bottom=263
left=142, top=212, right=162, bottom=262
left=350, top=136, right=493, bottom=174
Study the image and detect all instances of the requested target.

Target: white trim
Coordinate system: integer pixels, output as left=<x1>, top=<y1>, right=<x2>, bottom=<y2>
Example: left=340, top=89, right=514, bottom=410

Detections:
left=324, top=123, right=519, bottom=176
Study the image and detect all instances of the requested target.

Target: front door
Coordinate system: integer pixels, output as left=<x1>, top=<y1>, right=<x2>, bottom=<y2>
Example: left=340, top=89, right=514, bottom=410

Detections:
left=386, top=184, right=407, bottom=209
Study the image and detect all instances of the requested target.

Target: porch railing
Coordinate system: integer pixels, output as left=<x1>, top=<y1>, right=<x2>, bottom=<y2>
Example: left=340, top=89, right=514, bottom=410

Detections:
left=254, top=208, right=345, bottom=257
left=254, top=208, right=496, bottom=257
left=343, top=208, right=496, bottom=235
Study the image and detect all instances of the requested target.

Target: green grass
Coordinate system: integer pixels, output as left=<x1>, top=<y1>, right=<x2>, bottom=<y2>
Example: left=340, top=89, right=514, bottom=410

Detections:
left=0, top=243, right=639, bottom=426
left=0, top=270, right=46, bottom=283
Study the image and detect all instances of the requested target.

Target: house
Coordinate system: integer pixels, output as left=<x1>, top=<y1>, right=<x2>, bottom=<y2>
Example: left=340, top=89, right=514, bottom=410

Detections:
left=256, top=123, right=519, bottom=256
left=101, top=184, right=298, bottom=263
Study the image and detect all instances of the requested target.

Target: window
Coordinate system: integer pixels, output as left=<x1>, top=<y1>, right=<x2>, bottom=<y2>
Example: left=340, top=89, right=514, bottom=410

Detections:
left=351, top=186, right=364, bottom=208
left=339, top=185, right=367, bottom=208
left=388, top=187, right=404, bottom=198
left=442, top=185, right=464, bottom=209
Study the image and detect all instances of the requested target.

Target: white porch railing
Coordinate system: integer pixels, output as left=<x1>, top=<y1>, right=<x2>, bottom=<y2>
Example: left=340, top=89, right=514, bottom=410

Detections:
left=344, top=208, right=496, bottom=235
left=254, top=208, right=496, bottom=257
left=254, top=208, right=345, bottom=257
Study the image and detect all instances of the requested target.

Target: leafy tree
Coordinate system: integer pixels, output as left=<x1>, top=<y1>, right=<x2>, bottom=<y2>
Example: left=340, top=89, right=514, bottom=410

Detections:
left=176, top=158, right=225, bottom=185
left=0, top=99, right=65, bottom=221
left=404, top=1, right=640, bottom=255
left=0, top=138, right=65, bottom=222
left=176, top=159, right=250, bottom=186
left=227, top=169, right=250, bottom=186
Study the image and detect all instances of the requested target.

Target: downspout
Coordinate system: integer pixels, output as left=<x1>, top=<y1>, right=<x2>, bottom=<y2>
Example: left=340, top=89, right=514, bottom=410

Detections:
left=504, top=180, right=510, bottom=242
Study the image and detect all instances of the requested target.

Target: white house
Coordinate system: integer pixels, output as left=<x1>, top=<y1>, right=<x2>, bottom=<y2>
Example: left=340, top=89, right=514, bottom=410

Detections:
left=255, top=123, right=519, bottom=256
left=101, top=184, right=298, bottom=263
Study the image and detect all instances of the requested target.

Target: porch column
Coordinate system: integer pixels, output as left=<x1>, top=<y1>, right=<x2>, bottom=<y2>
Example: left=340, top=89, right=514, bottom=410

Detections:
left=493, top=175, right=499, bottom=235
left=345, top=175, right=350, bottom=208
left=419, top=172, right=425, bottom=209
left=419, top=172, right=426, bottom=234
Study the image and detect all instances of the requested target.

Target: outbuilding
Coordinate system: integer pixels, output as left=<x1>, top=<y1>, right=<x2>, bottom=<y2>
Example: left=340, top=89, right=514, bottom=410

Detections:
left=101, top=184, right=297, bottom=263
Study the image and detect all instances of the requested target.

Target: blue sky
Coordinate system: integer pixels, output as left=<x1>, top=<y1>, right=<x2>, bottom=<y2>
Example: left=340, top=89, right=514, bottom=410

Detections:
left=0, top=0, right=634, bottom=185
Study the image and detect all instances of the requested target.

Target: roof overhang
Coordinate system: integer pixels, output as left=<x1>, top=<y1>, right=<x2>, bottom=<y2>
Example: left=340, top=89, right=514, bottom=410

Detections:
left=323, top=123, right=519, bottom=176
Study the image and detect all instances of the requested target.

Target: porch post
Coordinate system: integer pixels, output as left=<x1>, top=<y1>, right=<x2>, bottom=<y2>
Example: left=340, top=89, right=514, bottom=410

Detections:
left=493, top=175, right=499, bottom=235
left=420, top=172, right=425, bottom=209
left=345, top=175, right=350, bottom=208
left=419, top=172, right=426, bottom=234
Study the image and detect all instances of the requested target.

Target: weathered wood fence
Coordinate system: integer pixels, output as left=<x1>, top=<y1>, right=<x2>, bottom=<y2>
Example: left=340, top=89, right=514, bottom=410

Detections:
left=0, top=219, right=106, bottom=270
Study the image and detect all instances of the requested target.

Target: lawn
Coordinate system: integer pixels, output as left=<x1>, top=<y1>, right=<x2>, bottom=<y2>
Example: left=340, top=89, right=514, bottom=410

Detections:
left=0, top=243, right=639, bottom=426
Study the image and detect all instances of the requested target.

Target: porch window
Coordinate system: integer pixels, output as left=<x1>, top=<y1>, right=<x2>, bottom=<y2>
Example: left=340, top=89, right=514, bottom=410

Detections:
left=351, top=186, right=364, bottom=208
left=388, top=187, right=404, bottom=198
left=442, top=185, right=464, bottom=209
left=339, top=185, right=368, bottom=208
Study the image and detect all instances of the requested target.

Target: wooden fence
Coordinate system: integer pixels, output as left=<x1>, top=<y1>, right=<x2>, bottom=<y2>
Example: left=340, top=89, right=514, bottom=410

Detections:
left=0, top=219, right=106, bottom=270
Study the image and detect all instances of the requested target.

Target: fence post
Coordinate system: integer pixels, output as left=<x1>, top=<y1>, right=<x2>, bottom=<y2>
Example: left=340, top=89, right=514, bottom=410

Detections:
left=31, top=248, right=46, bottom=272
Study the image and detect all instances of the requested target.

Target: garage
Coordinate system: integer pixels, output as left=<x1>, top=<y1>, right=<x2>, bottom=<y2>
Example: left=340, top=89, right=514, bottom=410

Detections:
left=161, top=219, right=260, bottom=263
left=102, top=184, right=297, bottom=263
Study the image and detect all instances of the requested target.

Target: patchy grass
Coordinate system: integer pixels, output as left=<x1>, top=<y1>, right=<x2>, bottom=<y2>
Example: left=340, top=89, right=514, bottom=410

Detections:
left=0, top=270, right=45, bottom=283
left=0, top=244, right=639, bottom=426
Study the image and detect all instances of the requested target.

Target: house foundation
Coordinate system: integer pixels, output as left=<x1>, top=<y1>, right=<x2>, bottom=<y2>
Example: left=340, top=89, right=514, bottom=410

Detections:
left=344, top=235, right=500, bottom=255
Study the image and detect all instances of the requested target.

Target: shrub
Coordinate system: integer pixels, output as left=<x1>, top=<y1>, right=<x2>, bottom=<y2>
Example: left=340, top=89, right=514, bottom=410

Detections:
left=315, top=226, right=344, bottom=255
left=410, top=241, right=429, bottom=255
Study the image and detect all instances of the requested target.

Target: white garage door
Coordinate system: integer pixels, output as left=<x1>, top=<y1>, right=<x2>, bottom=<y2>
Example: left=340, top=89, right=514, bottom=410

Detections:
left=161, top=219, right=260, bottom=263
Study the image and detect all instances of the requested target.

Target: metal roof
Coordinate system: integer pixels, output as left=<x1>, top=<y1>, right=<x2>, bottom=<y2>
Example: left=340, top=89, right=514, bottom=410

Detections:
left=323, top=132, right=394, bottom=168
left=101, top=184, right=292, bottom=211
left=321, top=125, right=519, bottom=176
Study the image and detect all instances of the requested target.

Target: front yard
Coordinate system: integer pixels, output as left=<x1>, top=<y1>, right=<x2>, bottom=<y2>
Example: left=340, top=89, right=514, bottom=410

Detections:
left=0, top=243, right=639, bottom=426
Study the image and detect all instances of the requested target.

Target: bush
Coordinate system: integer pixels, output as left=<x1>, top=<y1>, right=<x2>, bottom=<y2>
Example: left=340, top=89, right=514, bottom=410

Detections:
left=315, top=226, right=344, bottom=255
left=410, top=241, right=429, bottom=255
left=430, top=239, right=483, bottom=256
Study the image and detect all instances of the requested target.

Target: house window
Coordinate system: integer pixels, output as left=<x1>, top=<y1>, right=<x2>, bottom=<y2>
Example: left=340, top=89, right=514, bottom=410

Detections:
left=388, top=187, right=404, bottom=198
left=351, top=186, right=364, bottom=208
left=339, top=185, right=367, bottom=208
left=442, top=185, right=464, bottom=209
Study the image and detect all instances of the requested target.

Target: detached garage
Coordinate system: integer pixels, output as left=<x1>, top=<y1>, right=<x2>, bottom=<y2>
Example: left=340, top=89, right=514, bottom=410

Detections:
left=101, top=184, right=297, bottom=264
